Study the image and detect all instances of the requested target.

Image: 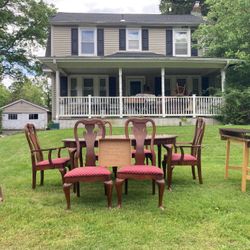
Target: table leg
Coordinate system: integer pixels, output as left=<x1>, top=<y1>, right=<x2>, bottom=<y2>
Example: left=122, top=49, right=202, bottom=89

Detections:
left=158, top=144, right=161, bottom=168
left=241, top=142, right=249, bottom=192
left=225, top=139, right=230, bottom=179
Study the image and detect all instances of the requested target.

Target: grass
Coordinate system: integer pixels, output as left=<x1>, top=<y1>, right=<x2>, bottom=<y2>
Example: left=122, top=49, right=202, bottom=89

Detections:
left=0, top=124, right=250, bottom=249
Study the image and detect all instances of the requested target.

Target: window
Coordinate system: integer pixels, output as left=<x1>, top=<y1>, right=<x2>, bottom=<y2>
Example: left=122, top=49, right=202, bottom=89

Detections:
left=173, top=29, right=191, bottom=56
left=70, top=78, right=78, bottom=96
left=82, top=78, right=94, bottom=96
left=165, top=79, right=171, bottom=96
left=99, top=78, right=107, bottom=96
left=127, top=29, right=141, bottom=51
left=192, top=78, right=199, bottom=95
left=8, top=114, right=17, bottom=120
left=79, top=28, right=96, bottom=56
left=29, top=114, right=38, bottom=120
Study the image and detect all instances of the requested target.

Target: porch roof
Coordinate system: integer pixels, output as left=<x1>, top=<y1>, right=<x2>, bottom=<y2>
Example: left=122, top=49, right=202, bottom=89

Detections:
left=40, top=56, right=238, bottom=76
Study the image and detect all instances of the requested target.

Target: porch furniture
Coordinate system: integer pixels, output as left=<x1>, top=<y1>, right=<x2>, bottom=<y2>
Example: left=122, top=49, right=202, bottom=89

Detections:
left=115, top=118, right=165, bottom=209
left=62, top=134, right=177, bottom=169
left=162, top=118, right=206, bottom=190
left=63, top=119, right=113, bottom=209
left=219, top=128, right=250, bottom=192
left=25, top=123, right=71, bottom=189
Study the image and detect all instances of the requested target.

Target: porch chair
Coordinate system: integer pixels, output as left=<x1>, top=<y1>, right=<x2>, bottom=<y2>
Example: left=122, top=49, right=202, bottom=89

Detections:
left=63, top=119, right=113, bottom=209
left=162, top=117, right=206, bottom=190
left=24, top=123, right=71, bottom=189
left=115, top=118, right=165, bottom=209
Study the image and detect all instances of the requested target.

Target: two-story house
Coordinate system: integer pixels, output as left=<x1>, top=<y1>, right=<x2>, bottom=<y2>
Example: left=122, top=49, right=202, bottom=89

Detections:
left=40, top=6, right=235, bottom=127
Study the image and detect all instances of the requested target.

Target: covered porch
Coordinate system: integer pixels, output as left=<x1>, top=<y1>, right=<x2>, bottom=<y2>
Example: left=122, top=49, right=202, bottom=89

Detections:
left=41, top=56, right=233, bottom=119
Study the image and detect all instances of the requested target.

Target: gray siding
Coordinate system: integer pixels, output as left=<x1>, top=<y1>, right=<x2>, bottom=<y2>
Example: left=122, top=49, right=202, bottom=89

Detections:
left=148, top=28, right=166, bottom=55
left=52, top=26, right=71, bottom=56
left=3, top=102, right=46, bottom=113
left=104, top=28, right=119, bottom=56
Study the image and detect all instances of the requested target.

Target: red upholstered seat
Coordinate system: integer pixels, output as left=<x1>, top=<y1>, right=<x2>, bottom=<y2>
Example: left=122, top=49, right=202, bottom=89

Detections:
left=171, top=153, right=197, bottom=162
left=131, top=149, right=152, bottom=155
left=64, top=166, right=111, bottom=178
left=36, top=157, right=70, bottom=167
left=118, top=165, right=163, bottom=176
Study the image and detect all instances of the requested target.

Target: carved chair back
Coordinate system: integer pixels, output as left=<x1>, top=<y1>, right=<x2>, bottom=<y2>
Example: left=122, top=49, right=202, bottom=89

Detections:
left=125, top=118, right=156, bottom=165
left=25, top=123, right=43, bottom=162
left=74, top=119, right=105, bottom=166
left=98, top=120, right=112, bottom=136
left=191, top=118, right=206, bottom=156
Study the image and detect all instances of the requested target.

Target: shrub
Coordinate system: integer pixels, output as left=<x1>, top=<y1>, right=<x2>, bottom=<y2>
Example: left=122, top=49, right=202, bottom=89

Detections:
left=220, top=87, right=250, bottom=124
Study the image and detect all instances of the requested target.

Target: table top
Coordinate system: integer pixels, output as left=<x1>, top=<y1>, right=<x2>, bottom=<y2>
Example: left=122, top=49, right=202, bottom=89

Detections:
left=62, top=134, right=177, bottom=146
left=219, top=128, right=250, bottom=140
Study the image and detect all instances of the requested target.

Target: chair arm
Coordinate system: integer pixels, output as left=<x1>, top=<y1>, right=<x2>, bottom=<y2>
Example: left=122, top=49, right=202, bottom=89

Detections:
left=68, top=148, right=78, bottom=168
left=175, top=144, right=202, bottom=161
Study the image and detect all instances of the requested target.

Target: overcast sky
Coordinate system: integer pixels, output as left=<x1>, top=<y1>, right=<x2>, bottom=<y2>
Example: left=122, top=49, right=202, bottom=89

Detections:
left=3, top=0, right=161, bottom=86
left=45, top=0, right=161, bottom=14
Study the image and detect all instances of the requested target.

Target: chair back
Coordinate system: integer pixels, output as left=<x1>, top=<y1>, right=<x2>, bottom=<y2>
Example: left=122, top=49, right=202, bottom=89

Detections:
left=74, top=119, right=105, bottom=166
left=98, top=120, right=112, bottom=135
left=24, top=123, right=43, bottom=162
left=125, top=117, right=156, bottom=165
left=191, top=118, right=205, bottom=156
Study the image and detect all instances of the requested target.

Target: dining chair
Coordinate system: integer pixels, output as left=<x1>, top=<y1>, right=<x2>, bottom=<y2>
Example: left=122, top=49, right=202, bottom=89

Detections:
left=115, top=118, right=165, bottom=209
left=24, top=123, right=71, bottom=189
left=63, top=119, right=113, bottom=209
left=162, top=117, right=206, bottom=190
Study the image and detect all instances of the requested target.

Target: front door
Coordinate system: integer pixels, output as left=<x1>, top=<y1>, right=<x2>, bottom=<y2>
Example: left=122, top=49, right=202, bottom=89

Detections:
left=130, top=80, right=141, bottom=95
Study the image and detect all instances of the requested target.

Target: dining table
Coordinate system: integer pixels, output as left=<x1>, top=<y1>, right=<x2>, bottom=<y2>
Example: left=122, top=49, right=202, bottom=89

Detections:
left=62, top=134, right=177, bottom=168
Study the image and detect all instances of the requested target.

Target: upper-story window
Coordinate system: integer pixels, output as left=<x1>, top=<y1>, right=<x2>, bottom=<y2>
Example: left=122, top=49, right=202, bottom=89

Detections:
left=173, top=29, right=191, bottom=57
left=79, top=28, right=97, bottom=56
left=126, top=29, right=141, bottom=51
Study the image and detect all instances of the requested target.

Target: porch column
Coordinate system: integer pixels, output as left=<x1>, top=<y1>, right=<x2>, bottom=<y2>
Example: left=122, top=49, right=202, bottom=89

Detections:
left=221, top=68, right=226, bottom=93
left=119, top=68, right=123, bottom=118
left=55, top=70, right=60, bottom=121
left=161, top=68, right=166, bottom=117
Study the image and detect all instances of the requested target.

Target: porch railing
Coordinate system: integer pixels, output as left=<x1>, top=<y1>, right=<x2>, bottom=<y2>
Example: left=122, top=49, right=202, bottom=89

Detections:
left=59, top=95, right=223, bottom=118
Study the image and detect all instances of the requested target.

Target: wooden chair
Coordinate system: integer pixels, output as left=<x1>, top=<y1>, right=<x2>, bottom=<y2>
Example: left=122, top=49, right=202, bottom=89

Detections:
left=24, top=123, right=71, bottom=189
left=162, top=118, right=206, bottom=190
left=115, top=118, right=165, bottom=209
left=63, top=119, right=113, bottom=209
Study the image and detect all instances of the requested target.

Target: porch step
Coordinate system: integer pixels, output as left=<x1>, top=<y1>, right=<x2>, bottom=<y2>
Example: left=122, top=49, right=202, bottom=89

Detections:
left=59, top=117, right=220, bottom=128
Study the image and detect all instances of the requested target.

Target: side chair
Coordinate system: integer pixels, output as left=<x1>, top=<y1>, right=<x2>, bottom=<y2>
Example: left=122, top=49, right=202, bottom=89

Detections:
left=63, top=119, right=113, bottom=209
left=115, top=118, right=165, bottom=209
left=162, top=117, right=206, bottom=190
left=24, top=123, right=71, bottom=189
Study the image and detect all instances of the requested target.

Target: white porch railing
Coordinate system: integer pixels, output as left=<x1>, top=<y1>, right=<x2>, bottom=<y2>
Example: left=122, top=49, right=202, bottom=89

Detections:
left=59, top=95, right=223, bottom=118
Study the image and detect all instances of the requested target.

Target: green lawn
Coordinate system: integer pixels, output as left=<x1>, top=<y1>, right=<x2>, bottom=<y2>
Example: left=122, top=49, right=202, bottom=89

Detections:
left=0, top=124, right=250, bottom=249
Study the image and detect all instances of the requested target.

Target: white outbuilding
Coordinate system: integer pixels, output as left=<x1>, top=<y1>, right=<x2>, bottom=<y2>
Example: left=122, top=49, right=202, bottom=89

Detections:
left=1, top=99, right=50, bottom=130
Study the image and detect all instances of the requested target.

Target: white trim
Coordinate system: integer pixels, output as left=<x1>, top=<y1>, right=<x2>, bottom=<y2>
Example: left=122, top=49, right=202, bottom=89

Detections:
left=78, top=27, right=97, bottom=56
left=126, top=28, right=142, bottom=51
left=173, top=28, right=191, bottom=57
left=126, top=76, right=145, bottom=95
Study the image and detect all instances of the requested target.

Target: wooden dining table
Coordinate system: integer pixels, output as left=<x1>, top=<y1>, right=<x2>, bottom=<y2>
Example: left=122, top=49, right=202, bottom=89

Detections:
left=62, top=134, right=177, bottom=168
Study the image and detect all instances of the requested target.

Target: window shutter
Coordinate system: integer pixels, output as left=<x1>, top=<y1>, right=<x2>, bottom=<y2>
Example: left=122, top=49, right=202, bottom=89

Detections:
left=109, top=77, right=116, bottom=96
left=166, top=28, right=173, bottom=56
left=60, top=76, right=68, bottom=97
left=191, top=29, right=198, bottom=56
left=71, top=28, right=78, bottom=55
left=119, top=29, right=126, bottom=51
left=142, top=29, right=149, bottom=51
left=97, top=28, right=104, bottom=56
left=154, top=77, right=161, bottom=96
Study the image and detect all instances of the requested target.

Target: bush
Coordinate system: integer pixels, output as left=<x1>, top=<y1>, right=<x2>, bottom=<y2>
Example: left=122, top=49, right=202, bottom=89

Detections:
left=220, top=87, right=250, bottom=124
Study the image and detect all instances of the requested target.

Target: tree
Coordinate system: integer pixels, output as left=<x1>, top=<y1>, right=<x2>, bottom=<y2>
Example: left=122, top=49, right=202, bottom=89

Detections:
left=160, top=0, right=208, bottom=15
left=0, top=83, right=11, bottom=107
left=0, top=0, right=56, bottom=80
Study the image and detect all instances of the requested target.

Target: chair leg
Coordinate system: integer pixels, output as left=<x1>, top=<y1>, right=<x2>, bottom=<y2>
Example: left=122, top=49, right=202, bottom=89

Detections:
left=125, top=179, right=128, bottom=194
left=104, top=180, right=113, bottom=208
left=167, top=165, right=173, bottom=191
left=115, top=178, right=125, bottom=208
left=32, top=170, right=37, bottom=189
left=197, top=163, right=203, bottom=184
left=162, top=160, right=167, bottom=179
left=40, top=170, right=44, bottom=186
left=112, top=167, right=117, bottom=178
left=191, top=165, right=196, bottom=179
left=76, top=182, right=80, bottom=197
left=63, top=183, right=72, bottom=209
left=59, top=168, right=66, bottom=184
left=156, top=179, right=165, bottom=209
